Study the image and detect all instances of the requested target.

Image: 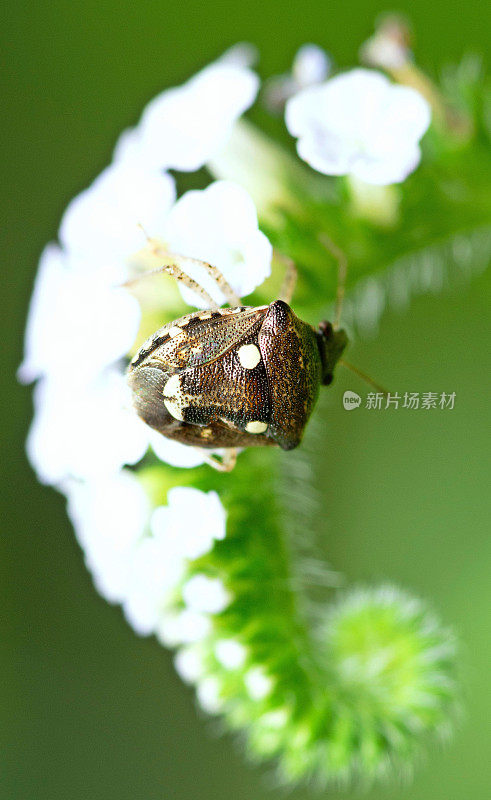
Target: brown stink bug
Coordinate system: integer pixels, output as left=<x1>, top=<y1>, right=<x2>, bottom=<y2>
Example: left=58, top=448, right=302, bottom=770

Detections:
left=126, top=242, right=380, bottom=471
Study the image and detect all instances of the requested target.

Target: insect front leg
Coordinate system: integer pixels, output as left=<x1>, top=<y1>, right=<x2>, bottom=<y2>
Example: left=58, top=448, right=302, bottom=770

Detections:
left=148, top=242, right=243, bottom=307
left=198, top=261, right=242, bottom=307
left=122, top=260, right=219, bottom=309
left=124, top=239, right=243, bottom=308
left=195, top=448, right=239, bottom=472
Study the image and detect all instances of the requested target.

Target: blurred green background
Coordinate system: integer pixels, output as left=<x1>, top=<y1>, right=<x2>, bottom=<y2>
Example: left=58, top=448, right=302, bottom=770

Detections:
left=1, top=1, right=490, bottom=798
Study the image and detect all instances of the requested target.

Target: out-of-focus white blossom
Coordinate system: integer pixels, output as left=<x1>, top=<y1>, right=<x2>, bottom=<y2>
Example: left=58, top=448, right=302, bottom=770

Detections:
left=174, top=646, right=206, bottom=684
left=361, top=31, right=409, bottom=71
left=285, top=68, right=431, bottom=185
left=360, top=15, right=412, bottom=71
left=18, top=245, right=141, bottom=386
left=114, top=62, right=259, bottom=173
left=265, top=44, right=331, bottom=112
left=208, top=120, right=297, bottom=224
left=147, top=428, right=212, bottom=469
left=27, top=371, right=149, bottom=485
left=65, top=475, right=228, bottom=640
left=151, top=487, right=226, bottom=561
left=162, top=180, right=272, bottom=307
left=244, top=666, right=273, bottom=700
left=215, top=639, right=247, bottom=669
left=59, top=162, right=176, bottom=280
left=123, top=488, right=227, bottom=635
left=182, top=575, right=230, bottom=614
left=219, top=42, right=258, bottom=70
left=123, top=532, right=186, bottom=635
left=158, top=610, right=212, bottom=647
left=64, top=470, right=150, bottom=603
left=292, top=44, right=331, bottom=87
left=196, top=676, right=223, bottom=713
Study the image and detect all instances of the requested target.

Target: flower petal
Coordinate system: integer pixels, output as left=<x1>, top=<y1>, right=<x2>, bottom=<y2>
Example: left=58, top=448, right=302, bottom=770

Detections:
left=114, top=63, right=259, bottom=173
left=59, top=161, right=176, bottom=277
left=27, top=371, right=149, bottom=485
left=19, top=245, right=141, bottom=386
left=151, top=487, right=226, bottom=561
left=64, top=470, right=149, bottom=603
left=285, top=68, right=431, bottom=186
left=163, top=180, right=272, bottom=307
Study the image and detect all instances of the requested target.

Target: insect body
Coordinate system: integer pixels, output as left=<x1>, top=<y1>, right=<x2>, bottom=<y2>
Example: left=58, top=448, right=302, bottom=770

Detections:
left=128, top=298, right=348, bottom=453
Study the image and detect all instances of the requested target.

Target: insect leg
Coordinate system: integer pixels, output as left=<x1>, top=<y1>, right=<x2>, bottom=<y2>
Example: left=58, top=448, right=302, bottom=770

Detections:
left=148, top=239, right=242, bottom=306
left=194, top=448, right=238, bottom=472
left=122, top=262, right=219, bottom=309
left=150, top=240, right=242, bottom=306
left=128, top=236, right=242, bottom=308
left=319, top=234, right=348, bottom=330
left=277, top=254, right=298, bottom=304
left=198, top=261, right=242, bottom=307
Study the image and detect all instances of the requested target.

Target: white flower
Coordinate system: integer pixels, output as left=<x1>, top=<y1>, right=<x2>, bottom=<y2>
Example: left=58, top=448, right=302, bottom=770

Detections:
left=65, top=476, right=227, bottom=640
left=265, top=44, right=331, bottom=111
left=151, top=487, right=226, bottom=561
left=157, top=610, right=211, bottom=647
left=64, top=470, right=149, bottom=603
left=361, top=31, right=409, bottom=71
left=292, top=44, right=331, bottom=87
left=244, top=666, right=273, bottom=700
left=124, top=487, right=226, bottom=634
left=360, top=15, right=412, bottom=71
left=174, top=646, right=206, bottom=684
left=215, top=639, right=247, bottom=670
left=196, top=676, right=223, bottom=713
left=218, top=42, right=258, bottom=70
left=285, top=68, right=431, bottom=185
left=119, top=488, right=227, bottom=635
left=182, top=575, right=230, bottom=614
left=162, top=180, right=272, bottom=307
left=59, top=161, right=176, bottom=281
left=27, top=370, right=149, bottom=485
left=148, top=428, right=213, bottom=469
left=114, top=61, right=259, bottom=173
left=18, top=244, right=141, bottom=386
left=123, top=531, right=187, bottom=636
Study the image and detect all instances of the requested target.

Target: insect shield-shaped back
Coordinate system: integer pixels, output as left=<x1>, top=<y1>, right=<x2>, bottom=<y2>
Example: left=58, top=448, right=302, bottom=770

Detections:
left=127, top=301, right=344, bottom=451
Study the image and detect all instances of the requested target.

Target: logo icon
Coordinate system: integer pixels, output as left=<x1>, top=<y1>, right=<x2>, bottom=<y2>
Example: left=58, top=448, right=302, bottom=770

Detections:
left=343, top=390, right=361, bottom=410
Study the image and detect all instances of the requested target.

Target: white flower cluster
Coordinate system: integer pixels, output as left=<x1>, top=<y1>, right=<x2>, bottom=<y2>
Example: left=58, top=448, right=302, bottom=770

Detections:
left=20, top=52, right=271, bottom=629
left=66, top=473, right=229, bottom=642
left=21, top=52, right=272, bottom=483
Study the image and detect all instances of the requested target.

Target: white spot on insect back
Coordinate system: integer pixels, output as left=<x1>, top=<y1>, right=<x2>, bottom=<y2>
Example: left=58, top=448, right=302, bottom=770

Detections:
left=245, top=420, right=267, bottom=434
left=169, top=325, right=185, bottom=338
left=237, top=343, right=261, bottom=369
left=163, top=373, right=186, bottom=422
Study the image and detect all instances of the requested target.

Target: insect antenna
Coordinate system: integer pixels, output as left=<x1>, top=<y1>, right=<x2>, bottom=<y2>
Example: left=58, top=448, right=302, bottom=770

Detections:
left=339, top=358, right=389, bottom=395
left=318, top=234, right=388, bottom=394
left=274, top=251, right=298, bottom=304
left=319, top=233, right=347, bottom=331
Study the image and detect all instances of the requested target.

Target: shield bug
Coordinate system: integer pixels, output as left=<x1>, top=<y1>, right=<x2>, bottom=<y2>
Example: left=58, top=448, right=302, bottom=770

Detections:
left=126, top=243, right=379, bottom=471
